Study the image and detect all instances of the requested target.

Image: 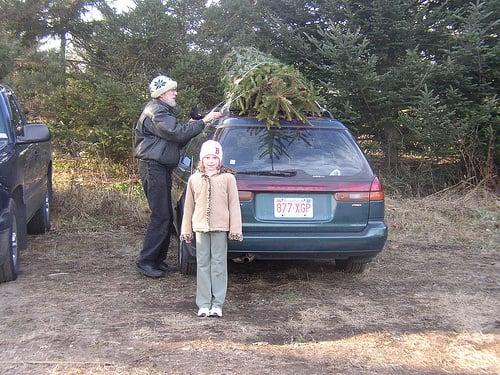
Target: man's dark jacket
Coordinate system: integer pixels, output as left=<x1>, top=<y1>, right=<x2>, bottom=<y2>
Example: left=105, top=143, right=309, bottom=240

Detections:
left=134, top=99, right=204, bottom=166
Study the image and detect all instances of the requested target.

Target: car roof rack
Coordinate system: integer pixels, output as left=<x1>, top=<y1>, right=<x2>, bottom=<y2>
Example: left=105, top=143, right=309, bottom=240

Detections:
left=315, top=101, right=334, bottom=119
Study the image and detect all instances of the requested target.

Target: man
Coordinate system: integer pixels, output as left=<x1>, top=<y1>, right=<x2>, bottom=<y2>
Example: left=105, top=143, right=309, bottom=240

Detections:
left=134, top=75, right=222, bottom=278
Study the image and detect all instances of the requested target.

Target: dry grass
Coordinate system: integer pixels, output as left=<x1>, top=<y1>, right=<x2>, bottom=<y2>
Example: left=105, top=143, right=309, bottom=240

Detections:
left=15, top=331, right=494, bottom=375
left=52, top=154, right=148, bottom=230
left=6, top=332, right=496, bottom=374
left=386, top=186, right=499, bottom=246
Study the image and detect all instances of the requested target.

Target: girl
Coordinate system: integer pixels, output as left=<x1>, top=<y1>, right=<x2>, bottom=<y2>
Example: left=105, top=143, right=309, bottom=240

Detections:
left=180, top=140, right=243, bottom=318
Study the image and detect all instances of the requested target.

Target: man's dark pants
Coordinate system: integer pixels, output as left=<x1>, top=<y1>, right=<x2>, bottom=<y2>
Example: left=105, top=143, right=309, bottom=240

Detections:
left=137, top=159, right=174, bottom=268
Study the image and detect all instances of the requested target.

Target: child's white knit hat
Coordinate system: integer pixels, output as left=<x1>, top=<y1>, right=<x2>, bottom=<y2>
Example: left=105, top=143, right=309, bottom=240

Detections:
left=200, top=140, right=223, bottom=161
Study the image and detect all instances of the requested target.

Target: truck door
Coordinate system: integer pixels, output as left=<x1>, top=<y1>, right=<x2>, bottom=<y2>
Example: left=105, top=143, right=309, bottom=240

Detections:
left=7, top=94, right=40, bottom=219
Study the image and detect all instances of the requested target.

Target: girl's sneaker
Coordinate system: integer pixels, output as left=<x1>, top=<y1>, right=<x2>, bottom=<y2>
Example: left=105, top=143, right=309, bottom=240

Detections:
left=209, top=306, right=222, bottom=318
left=197, top=307, right=210, bottom=317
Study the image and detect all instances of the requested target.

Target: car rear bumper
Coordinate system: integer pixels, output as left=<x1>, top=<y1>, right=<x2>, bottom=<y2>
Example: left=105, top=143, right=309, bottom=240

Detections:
left=228, top=221, right=387, bottom=259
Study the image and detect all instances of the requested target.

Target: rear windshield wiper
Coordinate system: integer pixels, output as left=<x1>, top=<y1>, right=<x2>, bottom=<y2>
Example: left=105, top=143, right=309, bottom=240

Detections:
left=237, top=170, right=297, bottom=177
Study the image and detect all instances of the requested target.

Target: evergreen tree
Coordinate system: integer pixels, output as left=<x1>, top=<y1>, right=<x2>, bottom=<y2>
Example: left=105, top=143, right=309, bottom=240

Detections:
left=301, top=0, right=498, bottom=188
left=222, top=47, right=322, bottom=127
left=0, top=0, right=97, bottom=62
left=0, top=0, right=47, bottom=48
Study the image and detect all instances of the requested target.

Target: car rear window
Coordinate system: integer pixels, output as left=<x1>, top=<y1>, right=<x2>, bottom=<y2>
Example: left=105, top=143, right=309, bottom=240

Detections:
left=219, top=126, right=372, bottom=178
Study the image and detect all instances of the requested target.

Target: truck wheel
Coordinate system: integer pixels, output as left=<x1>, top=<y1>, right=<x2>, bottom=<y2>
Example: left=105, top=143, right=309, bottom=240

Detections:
left=0, top=200, right=20, bottom=283
left=335, top=258, right=368, bottom=274
left=178, top=239, right=196, bottom=276
left=27, top=174, right=52, bottom=234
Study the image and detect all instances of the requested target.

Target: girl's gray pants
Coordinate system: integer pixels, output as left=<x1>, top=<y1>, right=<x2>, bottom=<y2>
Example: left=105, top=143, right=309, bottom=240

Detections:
left=195, top=231, right=228, bottom=309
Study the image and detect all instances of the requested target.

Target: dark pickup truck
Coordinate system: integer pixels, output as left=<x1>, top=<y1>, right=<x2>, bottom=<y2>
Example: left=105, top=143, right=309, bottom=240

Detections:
left=0, top=84, right=52, bottom=283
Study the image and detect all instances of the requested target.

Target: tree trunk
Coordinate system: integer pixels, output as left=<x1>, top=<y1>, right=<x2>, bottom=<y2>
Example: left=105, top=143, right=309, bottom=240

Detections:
left=59, top=32, right=66, bottom=70
left=484, top=123, right=498, bottom=194
left=381, top=124, right=400, bottom=173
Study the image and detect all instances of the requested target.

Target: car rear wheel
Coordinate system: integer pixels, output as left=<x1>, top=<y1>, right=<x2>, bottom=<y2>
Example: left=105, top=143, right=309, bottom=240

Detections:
left=335, top=258, right=368, bottom=274
left=178, top=239, right=196, bottom=276
left=27, top=173, right=52, bottom=234
left=0, top=200, right=20, bottom=283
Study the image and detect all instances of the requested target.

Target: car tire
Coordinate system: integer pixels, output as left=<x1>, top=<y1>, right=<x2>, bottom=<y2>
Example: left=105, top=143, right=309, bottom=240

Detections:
left=178, top=239, right=196, bottom=276
left=27, top=172, right=52, bottom=235
left=0, top=200, right=20, bottom=283
left=335, top=258, right=367, bottom=274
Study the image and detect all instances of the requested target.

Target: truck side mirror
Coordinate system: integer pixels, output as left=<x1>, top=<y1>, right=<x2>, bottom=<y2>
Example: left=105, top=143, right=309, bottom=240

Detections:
left=15, top=125, right=24, bottom=136
left=16, top=124, right=51, bottom=144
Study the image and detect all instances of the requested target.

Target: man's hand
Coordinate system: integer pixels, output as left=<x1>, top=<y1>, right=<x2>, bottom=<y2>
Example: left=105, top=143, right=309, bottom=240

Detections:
left=202, top=110, right=223, bottom=124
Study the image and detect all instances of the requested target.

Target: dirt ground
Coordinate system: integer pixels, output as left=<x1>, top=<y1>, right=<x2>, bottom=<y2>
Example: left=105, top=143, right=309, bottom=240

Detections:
left=1, top=198, right=499, bottom=374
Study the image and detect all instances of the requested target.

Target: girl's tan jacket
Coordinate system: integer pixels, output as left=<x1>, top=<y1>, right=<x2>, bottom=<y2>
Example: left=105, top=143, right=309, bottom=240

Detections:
left=180, top=167, right=243, bottom=242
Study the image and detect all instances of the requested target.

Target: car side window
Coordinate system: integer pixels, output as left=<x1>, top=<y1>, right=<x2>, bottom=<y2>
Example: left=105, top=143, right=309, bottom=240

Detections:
left=187, top=136, right=205, bottom=168
left=7, top=94, right=25, bottom=136
left=179, top=155, right=192, bottom=169
left=183, top=126, right=216, bottom=169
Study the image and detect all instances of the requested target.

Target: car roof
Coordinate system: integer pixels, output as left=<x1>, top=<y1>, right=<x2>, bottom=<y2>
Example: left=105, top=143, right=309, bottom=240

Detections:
left=218, top=116, right=347, bottom=130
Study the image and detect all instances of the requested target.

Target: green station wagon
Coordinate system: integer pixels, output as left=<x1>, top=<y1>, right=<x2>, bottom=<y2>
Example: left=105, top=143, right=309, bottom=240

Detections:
left=172, top=115, right=387, bottom=274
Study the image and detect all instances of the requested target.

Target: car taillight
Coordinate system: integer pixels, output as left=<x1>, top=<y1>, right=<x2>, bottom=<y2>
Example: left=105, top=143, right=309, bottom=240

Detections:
left=369, top=177, right=385, bottom=201
left=334, top=177, right=385, bottom=202
left=334, top=192, right=370, bottom=202
left=238, top=191, right=254, bottom=201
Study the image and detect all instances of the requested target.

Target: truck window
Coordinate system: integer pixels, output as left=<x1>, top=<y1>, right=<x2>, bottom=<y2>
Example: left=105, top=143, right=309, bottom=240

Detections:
left=0, top=109, right=7, bottom=140
left=8, top=95, right=24, bottom=135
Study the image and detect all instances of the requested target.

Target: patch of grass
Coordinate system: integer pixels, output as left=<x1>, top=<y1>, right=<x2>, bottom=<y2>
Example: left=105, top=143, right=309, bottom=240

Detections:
left=54, top=153, right=136, bottom=186
left=387, top=186, right=499, bottom=246
left=52, top=154, right=147, bottom=230
left=365, top=151, right=465, bottom=197
left=279, top=291, right=302, bottom=302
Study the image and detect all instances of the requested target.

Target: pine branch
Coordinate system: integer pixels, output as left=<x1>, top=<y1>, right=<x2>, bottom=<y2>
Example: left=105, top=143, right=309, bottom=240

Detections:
left=222, top=47, right=322, bottom=128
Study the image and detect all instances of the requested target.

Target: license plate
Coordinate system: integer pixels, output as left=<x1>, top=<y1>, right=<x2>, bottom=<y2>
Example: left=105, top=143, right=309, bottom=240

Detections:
left=274, top=197, right=313, bottom=218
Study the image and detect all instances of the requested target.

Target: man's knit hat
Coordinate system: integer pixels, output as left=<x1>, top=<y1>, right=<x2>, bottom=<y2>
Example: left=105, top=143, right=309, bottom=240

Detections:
left=200, top=140, right=223, bottom=161
left=149, top=75, right=177, bottom=98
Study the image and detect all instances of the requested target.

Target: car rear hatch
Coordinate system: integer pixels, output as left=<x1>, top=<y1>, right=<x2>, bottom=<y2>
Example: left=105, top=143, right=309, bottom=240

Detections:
left=237, top=176, right=375, bottom=233
left=218, top=121, right=379, bottom=234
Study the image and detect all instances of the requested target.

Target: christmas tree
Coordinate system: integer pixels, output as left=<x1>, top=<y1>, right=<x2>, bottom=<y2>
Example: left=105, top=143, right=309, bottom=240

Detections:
left=222, top=47, right=322, bottom=128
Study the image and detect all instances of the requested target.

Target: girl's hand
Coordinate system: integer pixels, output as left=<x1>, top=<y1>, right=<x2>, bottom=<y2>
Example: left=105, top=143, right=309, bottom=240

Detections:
left=180, top=234, right=193, bottom=243
left=229, top=233, right=243, bottom=242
